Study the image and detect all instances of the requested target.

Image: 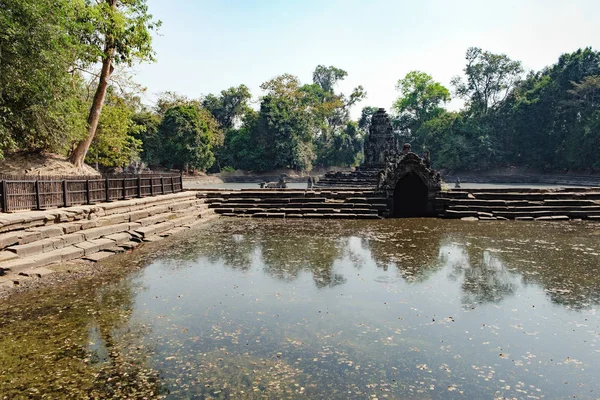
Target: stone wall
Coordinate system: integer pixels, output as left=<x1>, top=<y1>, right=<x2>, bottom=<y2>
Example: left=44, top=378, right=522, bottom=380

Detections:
left=197, top=189, right=387, bottom=219
left=0, top=192, right=217, bottom=291
left=436, top=187, right=600, bottom=220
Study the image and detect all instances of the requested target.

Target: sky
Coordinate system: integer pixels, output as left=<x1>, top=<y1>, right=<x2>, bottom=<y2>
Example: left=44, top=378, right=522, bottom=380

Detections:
left=134, top=0, right=600, bottom=119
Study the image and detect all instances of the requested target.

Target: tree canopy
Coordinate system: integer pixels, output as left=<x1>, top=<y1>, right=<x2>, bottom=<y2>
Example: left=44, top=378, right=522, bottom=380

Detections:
left=0, top=4, right=598, bottom=176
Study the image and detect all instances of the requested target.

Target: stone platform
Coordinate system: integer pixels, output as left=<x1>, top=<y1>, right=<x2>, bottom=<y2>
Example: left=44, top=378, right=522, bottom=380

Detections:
left=198, top=189, right=387, bottom=219
left=314, top=167, right=379, bottom=189
left=0, top=191, right=218, bottom=290
left=436, top=187, right=600, bottom=220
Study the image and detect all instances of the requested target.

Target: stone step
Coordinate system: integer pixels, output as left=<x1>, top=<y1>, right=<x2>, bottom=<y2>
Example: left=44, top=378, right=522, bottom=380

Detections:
left=446, top=204, right=600, bottom=213
left=134, top=214, right=199, bottom=238
left=0, top=245, right=87, bottom=274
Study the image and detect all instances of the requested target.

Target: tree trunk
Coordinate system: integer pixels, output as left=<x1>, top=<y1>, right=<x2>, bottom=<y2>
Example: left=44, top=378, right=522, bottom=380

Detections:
left=70, top=0, right=117, bottom=169
left=70, top=48, right=115, bottom=168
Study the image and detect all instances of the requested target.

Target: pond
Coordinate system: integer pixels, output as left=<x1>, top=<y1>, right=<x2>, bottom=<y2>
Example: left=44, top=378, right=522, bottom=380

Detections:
left=1, top=218, right=600, bottom=399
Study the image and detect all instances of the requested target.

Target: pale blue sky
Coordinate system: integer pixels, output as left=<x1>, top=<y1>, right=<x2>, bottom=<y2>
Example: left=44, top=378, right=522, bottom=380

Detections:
left=134, top=0, right=600, bottom=118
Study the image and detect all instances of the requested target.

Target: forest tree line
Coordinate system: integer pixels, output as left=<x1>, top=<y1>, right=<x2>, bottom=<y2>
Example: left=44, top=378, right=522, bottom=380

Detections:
left=1, top=0, right=599, bottom=173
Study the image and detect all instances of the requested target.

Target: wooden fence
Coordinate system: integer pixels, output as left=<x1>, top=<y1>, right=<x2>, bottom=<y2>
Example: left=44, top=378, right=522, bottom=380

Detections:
left=0, top=174, right=183, bottom=213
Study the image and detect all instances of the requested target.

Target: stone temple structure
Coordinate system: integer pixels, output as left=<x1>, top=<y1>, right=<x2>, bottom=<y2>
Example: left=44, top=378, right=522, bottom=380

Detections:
left=316, top=108, right=442, bottom=217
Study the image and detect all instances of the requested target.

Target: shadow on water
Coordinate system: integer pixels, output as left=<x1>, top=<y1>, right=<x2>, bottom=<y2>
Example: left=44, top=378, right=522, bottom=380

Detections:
left=1, top=218, right=600, bottom=399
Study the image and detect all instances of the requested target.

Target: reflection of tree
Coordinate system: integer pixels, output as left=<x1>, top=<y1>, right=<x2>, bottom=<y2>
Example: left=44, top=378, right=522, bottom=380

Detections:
left=150, top=218, right=600, bottom=308
left=259, top=232, right=346, bottom=288
left=436, top=222, right=600, bottom=309
left=0, top=274, right=164, bottom=398
left=442, top=243, right=519, bottom=305
left=363, top=221, right=445, bottom=282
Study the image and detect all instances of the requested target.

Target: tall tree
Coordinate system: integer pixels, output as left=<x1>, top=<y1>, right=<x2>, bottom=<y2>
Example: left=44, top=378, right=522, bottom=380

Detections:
left=451, top=47, right=523, bottom=115
left=202, top=85, right=252, bottom=130
left=393, top=71, right=450, bottom=132
left=158, top=105, right=220, bottom=172
left=70, top=0, right=160, bottom=168
left=0, top=0, right=86, bottom=158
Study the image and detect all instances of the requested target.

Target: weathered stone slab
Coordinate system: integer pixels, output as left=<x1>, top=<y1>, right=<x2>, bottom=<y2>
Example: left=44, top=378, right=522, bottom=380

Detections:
left=137, top=213, right=171, bottom=227
left=0, top=251, right=18, bottom=263
left=0, top=232, right=21, bottom=249
left=104, top=232, right=132, bottom=245
left=119, top=241, right=141, bottom=250
left=59, top=246, right=85, bottom=261
left=29, top=225, right=64, bottom=239
left=83, top=251, right=114, bottom=262
left=18, top=267, right=55, bottom=278
left=7, top=241, right=45, bottom=257
left=61, top=232, right=86, bottom=247
left=96, top=213, right=129, bottom=227
left=82, top=223, right=131, bottom=241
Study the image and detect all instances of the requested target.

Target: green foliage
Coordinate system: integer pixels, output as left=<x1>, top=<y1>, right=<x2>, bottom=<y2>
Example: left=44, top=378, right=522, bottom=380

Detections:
left=0, top=0, right=87, bottom=158
left=130, top=111, right=161, bottom=166
left=394, top=71, right=450, bottom=132
left=158, top=105, right=220, bottom=171
left=87, top=90, right=142, bottom=167
left=451, top=47, right=523, bottom=115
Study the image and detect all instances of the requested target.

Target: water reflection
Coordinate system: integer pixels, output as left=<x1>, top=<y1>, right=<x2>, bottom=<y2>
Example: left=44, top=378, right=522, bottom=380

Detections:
left=1, top=218, right=600, bottom=399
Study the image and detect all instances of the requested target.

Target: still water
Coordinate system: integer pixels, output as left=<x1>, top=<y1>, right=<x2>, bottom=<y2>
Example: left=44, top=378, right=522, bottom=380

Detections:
left=1, top=219, right=600, bottom=399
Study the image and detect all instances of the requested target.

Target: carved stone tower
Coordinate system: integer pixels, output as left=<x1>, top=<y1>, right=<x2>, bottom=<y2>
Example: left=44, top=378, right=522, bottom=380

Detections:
left=363, top=108, right=398, bottom=168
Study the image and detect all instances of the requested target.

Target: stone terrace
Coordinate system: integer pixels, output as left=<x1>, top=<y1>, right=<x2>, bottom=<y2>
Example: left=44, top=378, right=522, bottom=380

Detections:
left=198, top=189, right=387, bottom=219
left=436, top=187, right=600, bottom=220
left=0, top=191, right=217, bottom=290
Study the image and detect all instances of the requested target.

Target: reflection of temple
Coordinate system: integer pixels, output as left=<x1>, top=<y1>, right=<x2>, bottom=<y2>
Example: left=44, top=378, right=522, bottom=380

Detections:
left=317, top=108, right=442, bottom=217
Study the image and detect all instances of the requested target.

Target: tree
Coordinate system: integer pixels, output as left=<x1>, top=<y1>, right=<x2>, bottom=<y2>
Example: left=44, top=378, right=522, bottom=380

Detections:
left=0, top=0, right=87, bottom=158
left=393, top=71, right=450, bottom=132
left=70, top=0, right=160, bottom=168
left=158, top=105, right=219, bottom=172
left=202, top=85, right=252, bottom=130
left=130, top=111, right=161, bottom=166
left=87, top=88, right=142, bottom=168
left=451, top=47, right=523, bottom=115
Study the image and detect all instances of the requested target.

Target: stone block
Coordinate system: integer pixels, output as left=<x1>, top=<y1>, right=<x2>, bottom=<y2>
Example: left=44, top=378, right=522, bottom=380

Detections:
left=0, top=232, right=21, bottom=249
left=137, top=214, right=171, bottom=227
left=83, top=251, right=114, bottom=262
left=128, top=209, right=150, bottom=222
left=82, top=223, right=130, bottom=241
left=29, top=225, right=64, bottom=239
left=7, top=241, right=44, bottom=257
left=61, top=232, right=86, bottom=247
left=17, top=231, right=42, bottom=245
left=18, top=267, right=55, bottom=278
left=0, top=251, right=18, bottom=263
left=59, top=246, right=85, bottom=261
left=0, top=257, right=36, bottom=273
left=119, top=241, right=140, bottom=250
left=104, top=232, right=132, bottom=245
left=74, top=241, right=102, bottom=256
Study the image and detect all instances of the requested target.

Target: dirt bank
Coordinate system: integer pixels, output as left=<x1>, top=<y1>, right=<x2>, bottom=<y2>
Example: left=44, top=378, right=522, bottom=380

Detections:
left=0, top=152, right=100, bottom=177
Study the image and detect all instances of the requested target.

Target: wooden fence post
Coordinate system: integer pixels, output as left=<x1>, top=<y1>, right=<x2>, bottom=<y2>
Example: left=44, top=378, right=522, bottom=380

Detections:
left=62, top=180, right=68, bottom=207
left=105, top=177, right=110, bottom=202
left=161, top=176, right=165, bottom=194
left=122, top=177, right=127, bottom=200
left=149, top=177, right=154, bottom=196
left=1, top=180, right=7, bottom=212
left=170, top=176, right=174, bottom=193
left=86, top=180, right=91, bottom=204
left=35, top=180, right=41, bottom=210
left=137, top=176, right=142, bottom=198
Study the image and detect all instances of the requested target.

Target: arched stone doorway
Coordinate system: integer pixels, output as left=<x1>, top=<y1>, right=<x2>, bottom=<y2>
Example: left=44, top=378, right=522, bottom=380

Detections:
left=393, top=173, right=428, bottom=217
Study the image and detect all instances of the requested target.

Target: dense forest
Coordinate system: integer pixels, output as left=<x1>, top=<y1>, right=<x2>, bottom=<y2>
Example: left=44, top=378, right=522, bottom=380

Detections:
left=1, top=0, right=599, bottom=173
